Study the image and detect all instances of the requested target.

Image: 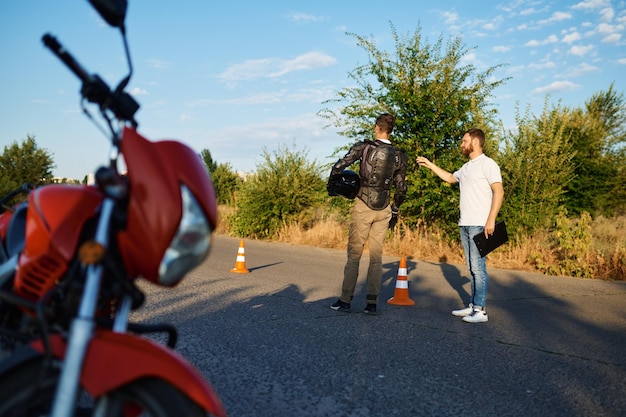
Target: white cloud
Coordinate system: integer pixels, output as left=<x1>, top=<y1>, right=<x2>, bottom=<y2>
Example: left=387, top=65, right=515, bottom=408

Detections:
left=461, top=52, right=477, bottom=64
left=441, top=11, right=461, bottom=32
left=492, top=45, right=511, bottom=52
left=618, top=58, right=626, bottom=64
left=569, top=44, right=594, bottom=56
left=129, top=87, right=148, bottom=96
left=219, top=52, right=337, bottom=81
left=496, top=1, right=523, bottom=13
left=219, top=59, right=272, bottom=81
left=520, top=8, right=538, bottom=16
left=572, top=0, right=611, bottom=11
left=531, top=81, right=581, bottom=95
left=603, top=33, right=622, bottom=43
left=147, top=59, right=171, bottom=70
left=525, top=35, right=558, bottom=46
left=506, top=64, right=526, bottom=76
left=286, top=12, right=327, bottom=23
left=442, top=11, right=459, bottom=26
left=227, top=91, right=284, bottom=105
left=562, top=31, right=582, bottom=44
left=181, top=110, right=344, bottom=174
left=482, top=15, right=504, bottom=31
left=280, top=53, right=337, bottom=76
left=528, top=61, right=556, bottom=70
left=597, top=22, right=619, bottom=34
left=192, top=85, right=335, bottom=107
left=599, top=7, right=615, bottom=21
left=538, top=11, right=573, bottom=25
left=552, top=12, right=573, bottom=21
left=569, top=62, right=600, bottom=77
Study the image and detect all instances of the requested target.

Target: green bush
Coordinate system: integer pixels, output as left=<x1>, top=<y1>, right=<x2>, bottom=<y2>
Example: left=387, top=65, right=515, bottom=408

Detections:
left=498, top=102, right=575, bottom=239
left=228, top=143, right=326, bottom=238
left=532, top=209, right=595, bottom=278
left=550, top=210, right=594, bottom=278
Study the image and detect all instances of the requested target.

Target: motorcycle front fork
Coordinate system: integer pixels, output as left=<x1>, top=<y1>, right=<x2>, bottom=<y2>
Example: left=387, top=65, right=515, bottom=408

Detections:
left=49, top=198, right=130, bottom=417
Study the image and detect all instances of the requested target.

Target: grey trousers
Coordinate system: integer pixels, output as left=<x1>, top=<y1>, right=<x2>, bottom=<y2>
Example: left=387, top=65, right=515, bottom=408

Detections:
left=340, top=198, right=392, bottom=305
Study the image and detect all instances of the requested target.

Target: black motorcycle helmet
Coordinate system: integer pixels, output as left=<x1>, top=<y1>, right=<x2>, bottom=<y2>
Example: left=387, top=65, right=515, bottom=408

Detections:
left=328, top=169, right=360, bottom=199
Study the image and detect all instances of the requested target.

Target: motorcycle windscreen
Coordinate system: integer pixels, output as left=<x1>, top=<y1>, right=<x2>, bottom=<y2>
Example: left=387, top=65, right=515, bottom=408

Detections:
left=117, top=127, right=217, bottom=285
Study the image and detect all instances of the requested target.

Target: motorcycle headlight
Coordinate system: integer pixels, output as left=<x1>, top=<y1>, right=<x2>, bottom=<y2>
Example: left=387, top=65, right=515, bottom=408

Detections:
left=158, top=185, right=212, bottom=286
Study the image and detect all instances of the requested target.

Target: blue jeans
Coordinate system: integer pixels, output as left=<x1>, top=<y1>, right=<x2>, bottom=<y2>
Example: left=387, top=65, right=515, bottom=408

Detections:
left=460, top=226, right=488, bottom=308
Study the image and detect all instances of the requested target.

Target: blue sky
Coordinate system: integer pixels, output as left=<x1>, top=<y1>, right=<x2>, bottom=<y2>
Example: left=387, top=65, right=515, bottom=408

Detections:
left=1, top=0, right=625, bottom=180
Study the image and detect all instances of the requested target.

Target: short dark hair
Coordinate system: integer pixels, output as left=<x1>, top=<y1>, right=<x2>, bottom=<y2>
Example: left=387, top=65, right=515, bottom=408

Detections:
left=376, top=113, right=395, bottom=135
left=465, top=128, right=485, bottom=147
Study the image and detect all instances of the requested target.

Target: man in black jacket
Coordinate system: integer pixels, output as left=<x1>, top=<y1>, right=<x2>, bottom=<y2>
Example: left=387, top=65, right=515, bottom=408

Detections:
left=327, top=113, right=408, bottom=315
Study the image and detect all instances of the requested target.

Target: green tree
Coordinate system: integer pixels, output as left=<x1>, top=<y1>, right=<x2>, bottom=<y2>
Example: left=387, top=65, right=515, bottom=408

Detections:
left=228, top=143, right=325, bottom=238
left=211, top=163, right=242, bottom=206
left=0, top=135, right=55, bottom=203
left=562, top=85, right=626, bottom=216
left=200, top=149, right=218, bottom=173
left=319, top=23, right=509, bottom=236
left=498, top=102, right=576, bottom=237
left=200, top=149, right=242, bottom=206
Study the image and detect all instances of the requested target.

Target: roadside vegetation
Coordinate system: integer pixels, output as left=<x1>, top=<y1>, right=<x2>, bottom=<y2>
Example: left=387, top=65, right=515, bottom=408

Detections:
left=216, top=204, right=626, bottom=281
left=3, top=24, right=625, bottom=280
left=209, top=25, right=626, bottom=281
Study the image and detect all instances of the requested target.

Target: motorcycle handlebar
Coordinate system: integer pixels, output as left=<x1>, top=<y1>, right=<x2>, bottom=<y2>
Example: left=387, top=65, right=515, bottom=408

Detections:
left=42, top=33, right=139, bottom=126
left=0, top=183, right=33, bottom=209
left=42, top=34, right=90, bottom=84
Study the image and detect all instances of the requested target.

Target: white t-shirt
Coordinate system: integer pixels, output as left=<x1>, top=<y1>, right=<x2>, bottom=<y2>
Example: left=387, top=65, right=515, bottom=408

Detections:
left=453, top=154, right=502, bottom=226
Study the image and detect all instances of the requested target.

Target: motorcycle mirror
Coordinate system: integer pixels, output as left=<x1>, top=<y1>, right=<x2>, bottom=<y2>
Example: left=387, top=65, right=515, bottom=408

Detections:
left=88, top=0, right=127, bottom=28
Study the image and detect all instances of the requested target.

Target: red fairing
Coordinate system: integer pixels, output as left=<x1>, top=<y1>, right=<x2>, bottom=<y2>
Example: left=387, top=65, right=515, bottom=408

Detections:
left=117, top=127, right=217, bottom=284
left=0, top=211, right=12, bottom=241
left=14, top=185, right=103, bottom=302
left=31, top=332, right=227, bottom=417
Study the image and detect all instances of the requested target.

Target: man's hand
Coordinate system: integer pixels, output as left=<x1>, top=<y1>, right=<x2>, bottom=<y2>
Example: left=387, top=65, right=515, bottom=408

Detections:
left=389, top=211, right=398, bottom=230
left=484, top=219, right=496, bottom=238
left=416, top=156, right=431, bottom=168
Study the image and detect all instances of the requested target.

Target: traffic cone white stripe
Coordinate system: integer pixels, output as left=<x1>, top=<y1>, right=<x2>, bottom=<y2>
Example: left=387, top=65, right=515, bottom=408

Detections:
left=395, top=280, right=408, bottom=289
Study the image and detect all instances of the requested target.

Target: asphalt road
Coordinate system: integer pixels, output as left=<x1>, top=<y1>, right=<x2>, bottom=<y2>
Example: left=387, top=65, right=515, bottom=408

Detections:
left=131, top=234, right=626, bottom=417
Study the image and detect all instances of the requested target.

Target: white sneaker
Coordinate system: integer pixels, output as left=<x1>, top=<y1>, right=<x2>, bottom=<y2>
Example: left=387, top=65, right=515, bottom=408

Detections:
left=462, top=308, right=488, bottom=323
left=452, top=304, right=473, bottom=317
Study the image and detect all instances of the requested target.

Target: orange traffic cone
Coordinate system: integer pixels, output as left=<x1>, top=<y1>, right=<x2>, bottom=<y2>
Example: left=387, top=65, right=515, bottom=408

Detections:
left=230, top=239, right=250, bottom=273
left=387, top=257, right=415, bottom=306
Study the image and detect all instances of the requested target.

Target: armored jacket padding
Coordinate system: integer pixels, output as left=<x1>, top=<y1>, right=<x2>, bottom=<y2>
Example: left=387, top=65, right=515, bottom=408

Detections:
left=331, top=140, right=408, bottom=211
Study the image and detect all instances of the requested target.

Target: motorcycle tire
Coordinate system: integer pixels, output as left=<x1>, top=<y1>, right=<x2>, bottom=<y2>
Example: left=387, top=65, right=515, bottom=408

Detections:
left=0, top=357, right=211, bottom=417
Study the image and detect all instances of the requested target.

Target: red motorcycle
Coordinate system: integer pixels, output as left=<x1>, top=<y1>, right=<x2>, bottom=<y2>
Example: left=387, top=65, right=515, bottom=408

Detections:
left=0, top=1, right=227, bottom=416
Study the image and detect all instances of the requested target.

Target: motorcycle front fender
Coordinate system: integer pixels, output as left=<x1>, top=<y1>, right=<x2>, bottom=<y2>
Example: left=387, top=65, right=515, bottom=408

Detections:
left=31, top=331, right=227, bottom=417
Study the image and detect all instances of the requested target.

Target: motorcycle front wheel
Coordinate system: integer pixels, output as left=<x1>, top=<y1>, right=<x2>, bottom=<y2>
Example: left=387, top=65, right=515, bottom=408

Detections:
left=0, top=357, right=210, bottom=417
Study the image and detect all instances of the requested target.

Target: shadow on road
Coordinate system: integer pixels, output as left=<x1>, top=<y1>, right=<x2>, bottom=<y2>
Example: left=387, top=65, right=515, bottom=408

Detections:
left=130, top=236, right=626, bottom=417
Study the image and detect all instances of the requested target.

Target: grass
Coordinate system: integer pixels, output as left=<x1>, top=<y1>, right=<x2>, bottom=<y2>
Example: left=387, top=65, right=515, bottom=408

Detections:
left=217, top=205, right=626, bottom=281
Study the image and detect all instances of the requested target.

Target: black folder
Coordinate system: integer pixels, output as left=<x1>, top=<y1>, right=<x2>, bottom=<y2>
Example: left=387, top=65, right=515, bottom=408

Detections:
left=473, top=221, right=508, bottom=258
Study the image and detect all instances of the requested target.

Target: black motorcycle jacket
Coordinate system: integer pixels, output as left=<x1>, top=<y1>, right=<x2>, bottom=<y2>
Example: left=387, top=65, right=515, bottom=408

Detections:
left=330, top=140, right=408, bottom=211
